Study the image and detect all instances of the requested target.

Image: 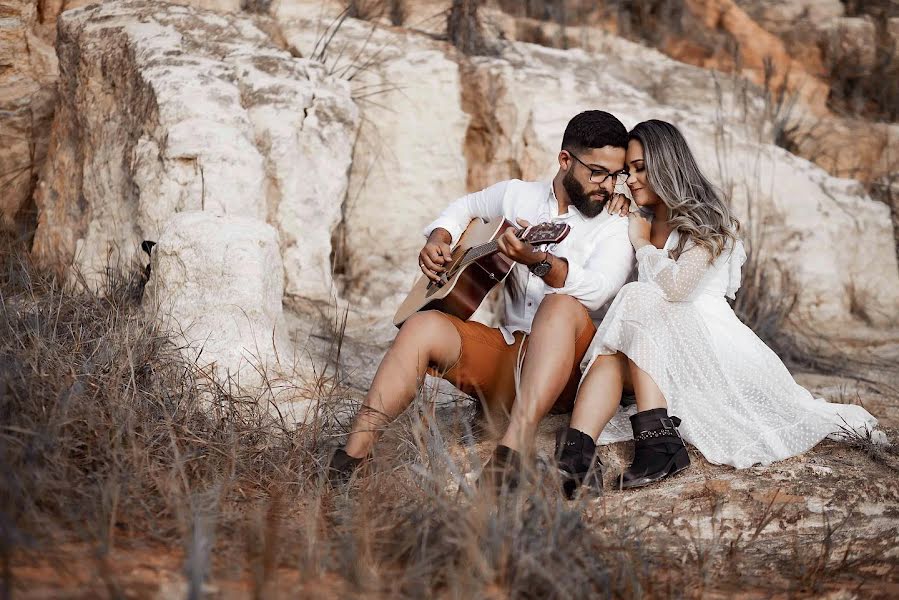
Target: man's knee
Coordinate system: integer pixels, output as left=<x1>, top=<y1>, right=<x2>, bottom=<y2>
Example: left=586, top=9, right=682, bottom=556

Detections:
left=399, top=310, right=450, bottom=341
left=534, top=294, right=590, bottom=326
left=397, top=310, right=461, bottom=359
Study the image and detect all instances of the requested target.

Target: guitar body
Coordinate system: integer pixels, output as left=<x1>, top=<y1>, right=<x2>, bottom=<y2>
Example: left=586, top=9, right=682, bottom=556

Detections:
left=393, top=217, right=516, bottom=327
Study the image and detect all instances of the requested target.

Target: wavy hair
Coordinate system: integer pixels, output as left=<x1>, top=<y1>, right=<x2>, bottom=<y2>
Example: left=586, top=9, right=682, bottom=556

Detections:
left=629, top=120, right=740, bottom=261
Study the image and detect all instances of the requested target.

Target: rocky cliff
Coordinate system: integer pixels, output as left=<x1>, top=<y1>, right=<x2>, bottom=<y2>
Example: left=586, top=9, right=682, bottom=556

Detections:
left=3, top=0, right=898, bottom=390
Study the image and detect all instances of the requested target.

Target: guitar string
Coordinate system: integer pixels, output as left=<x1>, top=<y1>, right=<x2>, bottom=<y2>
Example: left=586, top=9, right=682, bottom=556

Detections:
left=448, top=222, right=562, bottom=277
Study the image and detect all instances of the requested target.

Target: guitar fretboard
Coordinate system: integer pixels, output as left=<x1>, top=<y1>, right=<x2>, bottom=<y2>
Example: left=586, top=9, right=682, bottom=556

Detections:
left=444, top=240, right=497, bottom=280
left=462, top=240, right=499, bottom=265
left=454, top=231, right=555, bottom=274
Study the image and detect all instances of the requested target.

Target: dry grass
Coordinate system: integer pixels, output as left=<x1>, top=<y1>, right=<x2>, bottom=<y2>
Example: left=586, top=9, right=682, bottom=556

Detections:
left=0, top=234, right=328, bottom=591
left=2, top=233, right=897, bottom=597
left=308, top=6, right=403, bottom=105
left=705, top=63, right=899, bottom=401
left=834, top=424, right=899, bottom=472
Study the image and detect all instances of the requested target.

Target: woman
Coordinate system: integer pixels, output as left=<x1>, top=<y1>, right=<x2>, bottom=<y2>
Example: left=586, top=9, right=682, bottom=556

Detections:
left=554, top=119, right=880, bottom=496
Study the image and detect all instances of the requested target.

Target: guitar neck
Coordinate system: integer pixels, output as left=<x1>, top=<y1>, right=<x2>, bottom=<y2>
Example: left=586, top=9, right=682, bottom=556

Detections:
left=452, top=225, right=565, bottom=275
left=462, top=239, right=501, bottom=265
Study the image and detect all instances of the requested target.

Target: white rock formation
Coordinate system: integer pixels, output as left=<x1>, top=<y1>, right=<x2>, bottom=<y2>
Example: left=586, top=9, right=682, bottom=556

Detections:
left=25, top=0, right=899, bottom=354
left=167, top=0, right=243, bottom=12
left=464, top=38, right=899, bottom=327
left=459, top=39, right=899, bottom=328
left=273, top=8, right=899, bottom=329
left=279, top=16, right=470, bottom=311
left=143, top=211, right=292, bottom=385
left=143, top=211, right=317, bottom=422
left=32, top=0, right=359, bottom=306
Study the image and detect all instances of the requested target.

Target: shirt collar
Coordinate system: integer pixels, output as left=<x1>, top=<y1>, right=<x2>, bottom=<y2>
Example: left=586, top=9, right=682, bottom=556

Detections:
left=547, top=181, right=619, bottom=226
left=547, top=181, right=581, bottom=221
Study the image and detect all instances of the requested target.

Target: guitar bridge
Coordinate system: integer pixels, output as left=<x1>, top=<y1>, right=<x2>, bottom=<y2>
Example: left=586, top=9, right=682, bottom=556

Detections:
left=426, top=273, right=449, bottom=295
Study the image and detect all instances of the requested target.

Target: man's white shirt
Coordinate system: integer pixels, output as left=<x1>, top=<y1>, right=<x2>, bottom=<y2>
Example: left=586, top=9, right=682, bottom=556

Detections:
left=423, top=179, right=635, bottom=344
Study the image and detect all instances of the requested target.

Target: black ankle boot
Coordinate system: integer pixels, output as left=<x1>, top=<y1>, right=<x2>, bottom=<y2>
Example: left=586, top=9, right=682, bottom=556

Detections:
left=477, top=445, right=522, bottom=493
left=326, top=448, right=365, bottom=485
left=619, top=408, right=690, bottom=489
left=555, top=427, right=603, bottom=499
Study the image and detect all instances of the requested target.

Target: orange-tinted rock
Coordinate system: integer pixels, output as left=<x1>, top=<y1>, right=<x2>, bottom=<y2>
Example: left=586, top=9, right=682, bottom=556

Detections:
left=0, top=1, right=58, bottom=236
left=682, top=0, right=830, bottom=115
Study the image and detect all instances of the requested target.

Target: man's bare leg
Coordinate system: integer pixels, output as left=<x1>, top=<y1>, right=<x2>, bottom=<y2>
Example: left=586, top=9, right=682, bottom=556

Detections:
left=343, top=311, right=462, bottom=459
left=568, top=352, right=630, bottom=440
left=499, top=294, right=591, bottom=454
left=554, top=352, right=629, bottom=496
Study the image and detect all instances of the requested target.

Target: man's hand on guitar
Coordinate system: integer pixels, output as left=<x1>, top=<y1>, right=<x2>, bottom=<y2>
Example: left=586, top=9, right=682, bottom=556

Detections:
left=497, top=218, right=545, bottom=266
left=419, top=228, right=453, bottom=282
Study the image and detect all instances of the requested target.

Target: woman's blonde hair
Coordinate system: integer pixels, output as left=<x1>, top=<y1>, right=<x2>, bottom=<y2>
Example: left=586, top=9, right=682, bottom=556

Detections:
left=629, top=119, right=740, bottom=260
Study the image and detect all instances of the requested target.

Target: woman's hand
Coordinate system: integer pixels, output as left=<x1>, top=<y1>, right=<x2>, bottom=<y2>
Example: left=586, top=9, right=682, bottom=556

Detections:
left=607, top=193, right=631, bottom=217
left=627, top=211, right=652, bottom=249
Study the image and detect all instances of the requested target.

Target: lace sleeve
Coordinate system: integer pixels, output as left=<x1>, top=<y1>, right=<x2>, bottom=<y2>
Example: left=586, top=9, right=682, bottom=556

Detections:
left=725, top=240, right=747, bottom=300
left=636, top=242, right=713, bottom=302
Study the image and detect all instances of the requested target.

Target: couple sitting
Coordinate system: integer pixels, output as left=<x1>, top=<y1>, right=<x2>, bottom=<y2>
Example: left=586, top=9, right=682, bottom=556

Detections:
left=328, top=110, right=879, bottom=495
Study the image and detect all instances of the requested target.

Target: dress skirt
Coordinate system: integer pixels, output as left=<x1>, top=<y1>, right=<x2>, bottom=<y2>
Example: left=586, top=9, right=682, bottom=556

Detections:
left=581, top=281, right=880, bottom=468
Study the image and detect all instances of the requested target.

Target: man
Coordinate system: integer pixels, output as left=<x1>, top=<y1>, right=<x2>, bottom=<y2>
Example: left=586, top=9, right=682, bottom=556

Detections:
left=328, top=110, right=634, bottom=488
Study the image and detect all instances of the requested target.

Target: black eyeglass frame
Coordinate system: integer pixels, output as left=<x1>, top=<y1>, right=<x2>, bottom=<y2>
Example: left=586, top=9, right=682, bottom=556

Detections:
left=568, top=152, right=629, bottom=185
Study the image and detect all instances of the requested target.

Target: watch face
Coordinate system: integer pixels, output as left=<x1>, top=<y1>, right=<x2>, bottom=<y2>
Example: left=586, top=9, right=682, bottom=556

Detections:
left=531, top=261, right=551, bottom=277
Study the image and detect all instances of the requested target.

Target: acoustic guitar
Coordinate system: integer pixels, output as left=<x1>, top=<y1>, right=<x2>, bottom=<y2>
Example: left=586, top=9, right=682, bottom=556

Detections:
left=393, top=217, right=571, bottom=327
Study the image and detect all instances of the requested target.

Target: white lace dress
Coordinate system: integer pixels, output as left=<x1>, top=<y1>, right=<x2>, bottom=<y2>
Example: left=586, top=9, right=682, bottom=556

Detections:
left=581, top=231, right=880, bottom=468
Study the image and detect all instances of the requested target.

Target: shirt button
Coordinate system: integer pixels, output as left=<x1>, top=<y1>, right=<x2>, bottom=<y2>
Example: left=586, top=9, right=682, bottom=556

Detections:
left=527, top=301, right=533, bottom=307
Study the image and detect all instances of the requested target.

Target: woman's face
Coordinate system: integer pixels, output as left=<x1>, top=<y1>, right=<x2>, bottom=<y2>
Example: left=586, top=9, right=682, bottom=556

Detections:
left=625, top=139, right=663, bottom=208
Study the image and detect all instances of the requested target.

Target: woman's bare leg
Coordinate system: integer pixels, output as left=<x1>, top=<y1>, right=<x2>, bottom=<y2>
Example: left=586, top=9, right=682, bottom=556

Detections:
left=343, top=311, right=462, bottom=458
left=628, top=358, right=667, bottom=411
left=619, top=357, right=689, bottom=489
left=569, top=353, right=630, bottom=440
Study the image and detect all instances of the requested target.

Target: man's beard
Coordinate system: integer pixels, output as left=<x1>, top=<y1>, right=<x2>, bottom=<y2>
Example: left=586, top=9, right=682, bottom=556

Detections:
left=562, top=169, right=609, bottom=218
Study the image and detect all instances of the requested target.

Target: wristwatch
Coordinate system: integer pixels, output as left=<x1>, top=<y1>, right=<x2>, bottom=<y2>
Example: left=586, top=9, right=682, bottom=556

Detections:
left=529, top=252, right=552, bottom=278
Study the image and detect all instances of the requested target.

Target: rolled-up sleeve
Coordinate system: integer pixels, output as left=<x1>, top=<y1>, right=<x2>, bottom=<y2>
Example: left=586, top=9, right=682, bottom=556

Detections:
left=548, top=219, right=634, bottom=311
left=423, top=180, right=510, bottom=243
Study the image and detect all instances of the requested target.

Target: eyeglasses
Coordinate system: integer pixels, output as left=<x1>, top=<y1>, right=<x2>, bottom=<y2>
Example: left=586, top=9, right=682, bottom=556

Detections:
left=569, top=153, right=629, bottom=185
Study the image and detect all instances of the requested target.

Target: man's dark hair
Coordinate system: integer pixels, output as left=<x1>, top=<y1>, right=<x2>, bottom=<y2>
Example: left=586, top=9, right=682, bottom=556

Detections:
left=561, top=110, right=628, bottom=153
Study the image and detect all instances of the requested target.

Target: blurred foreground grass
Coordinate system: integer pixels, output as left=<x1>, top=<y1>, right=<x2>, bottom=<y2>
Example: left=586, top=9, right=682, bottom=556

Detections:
left=1, top=232, right=897, bottom=599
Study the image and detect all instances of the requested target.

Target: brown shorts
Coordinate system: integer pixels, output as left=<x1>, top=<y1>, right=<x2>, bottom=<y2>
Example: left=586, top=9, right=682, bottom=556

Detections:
left=426, top=305, right=597, bottom=414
